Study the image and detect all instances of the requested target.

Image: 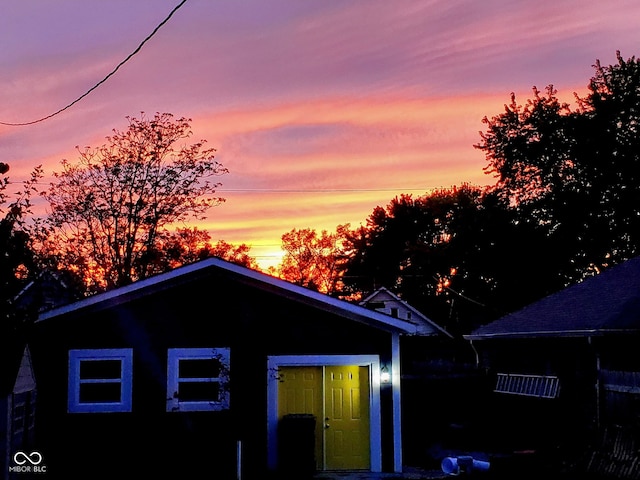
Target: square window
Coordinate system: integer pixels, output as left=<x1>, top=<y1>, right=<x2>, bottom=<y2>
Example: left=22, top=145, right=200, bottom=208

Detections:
left=167, top=348, right=230, bottom=412
left=68, top=349, right=133, bottom=413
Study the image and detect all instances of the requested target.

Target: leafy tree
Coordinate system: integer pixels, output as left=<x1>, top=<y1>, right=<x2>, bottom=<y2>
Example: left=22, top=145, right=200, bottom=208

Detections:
left=143, top=227, right=258, bottom=272
left=340, top=181, right=601, bottom=333
left=340, top=186, right=510, bottom=332
left=574, top=51, right=640, bottom=264
left=340, top=194, right=427, bottom=297
left=476, top=51, right=640, bottom=281
left=1, top=164, right=40, bottom=341
left=277, top=225, right=350, bottom=294
left=208, top=239, right=259, bottom=269
left=39, top=112, right=228, bottom=292
left=339, top=51, right=640, bottom=333
left=474, top=85, right=587, bottom=286
left=476, top=85, right=576, bottom=205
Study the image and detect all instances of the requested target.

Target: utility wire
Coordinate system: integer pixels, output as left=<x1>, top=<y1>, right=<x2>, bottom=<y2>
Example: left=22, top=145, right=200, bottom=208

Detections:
left=0, top=0, right=188, bottom=127
left=443, top=285, right=486, bottom=307
left=217, top=188, right=430, bottom=193
left=5, top=181, right=435, bottom=193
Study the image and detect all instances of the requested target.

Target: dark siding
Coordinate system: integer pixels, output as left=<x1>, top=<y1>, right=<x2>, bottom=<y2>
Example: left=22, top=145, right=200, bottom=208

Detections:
left=470, top=338, right=599, bottom=454
left=30, top=272, right=394, bottom=478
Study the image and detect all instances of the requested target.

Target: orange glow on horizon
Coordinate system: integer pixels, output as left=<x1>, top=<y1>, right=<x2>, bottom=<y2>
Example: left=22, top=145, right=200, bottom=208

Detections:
left=2, top=0, right=633, bottom=278
left=3, top=86, right=590, bottom=272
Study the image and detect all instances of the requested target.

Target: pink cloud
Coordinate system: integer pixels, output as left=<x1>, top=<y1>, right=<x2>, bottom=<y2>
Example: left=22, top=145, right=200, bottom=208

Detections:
left=2, top=0, right=639, bottom=270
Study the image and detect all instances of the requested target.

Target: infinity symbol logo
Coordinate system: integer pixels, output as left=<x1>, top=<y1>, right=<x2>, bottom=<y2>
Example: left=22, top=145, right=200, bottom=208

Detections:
left=13, top=451, right=43, bottom=465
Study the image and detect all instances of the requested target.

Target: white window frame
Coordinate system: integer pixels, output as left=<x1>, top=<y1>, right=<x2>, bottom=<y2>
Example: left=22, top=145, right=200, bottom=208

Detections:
left=68, top=349, right=133, bottom=413
left=167, top=348, right=230, bottom=412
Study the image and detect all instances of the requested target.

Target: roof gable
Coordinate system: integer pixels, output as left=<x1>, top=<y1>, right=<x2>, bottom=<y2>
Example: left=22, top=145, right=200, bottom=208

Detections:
left=466, top=256, right=640, bottom=340
left=13, top=345, right=36, bottom=393
left=360, top=287, right=453, bottom=337
left=15, top=269, right=81, bottom=313
left=1, top=344, right=35, bottom=396
left=37, top=258, right=422, bottom=335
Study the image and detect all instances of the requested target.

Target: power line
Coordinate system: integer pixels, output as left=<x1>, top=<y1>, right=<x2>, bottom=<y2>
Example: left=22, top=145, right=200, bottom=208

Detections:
left=218, top=188, right=430, bottom=193
left=6, top=181, right=435, bottom=193
left=0, top=0, right=188, bottom=127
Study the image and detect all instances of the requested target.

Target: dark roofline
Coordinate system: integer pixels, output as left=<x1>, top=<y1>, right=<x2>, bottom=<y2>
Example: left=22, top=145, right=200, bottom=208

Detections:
left=465, top=256, right=640, bottom=341
left=37, top=257, right=421, bottom=334
left=464, top=327, right=640, bottom=341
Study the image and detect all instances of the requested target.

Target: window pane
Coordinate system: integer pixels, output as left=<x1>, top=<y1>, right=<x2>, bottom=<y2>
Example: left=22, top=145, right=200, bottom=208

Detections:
left=80, top=359, right=122, bottom=379
left=13, top=404, right=25, bottom=419
left=179, top=358, right=222, bottom=378
left=178, top=381, right=221, bottom=402
left=79, top=383, right=121, bottom=403
left=12, top=405, right=25, bottom=433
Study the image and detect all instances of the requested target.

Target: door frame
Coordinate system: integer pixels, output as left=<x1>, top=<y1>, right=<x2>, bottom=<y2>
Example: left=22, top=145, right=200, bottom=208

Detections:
left=266, top=354, right=383, bottom=472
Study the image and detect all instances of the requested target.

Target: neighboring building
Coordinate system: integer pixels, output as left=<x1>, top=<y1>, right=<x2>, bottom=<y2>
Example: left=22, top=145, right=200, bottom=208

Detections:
left=464, top=256, right=640, bottom=477
left=360, top=286, right=480, bottom=469
left=27, top=257, right=434, bottom=479
left=1, top=345, right=37, bottom=480
left=2, top=269, right=78, bottom=479
left=13, top=270, right=82, bottom=315
left=360, top=287, right=453, bottom=338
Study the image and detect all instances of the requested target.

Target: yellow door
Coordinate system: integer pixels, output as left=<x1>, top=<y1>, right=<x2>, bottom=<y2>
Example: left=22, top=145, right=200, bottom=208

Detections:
left=278, top=365, right=370, bottom=471
left=278, top=366, right=324, bottom=469
left=324, top=365, right=370, bottom=470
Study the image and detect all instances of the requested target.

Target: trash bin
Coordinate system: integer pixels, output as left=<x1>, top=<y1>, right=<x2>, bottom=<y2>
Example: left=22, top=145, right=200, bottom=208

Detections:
left=278, top=413, right=316, bottom=477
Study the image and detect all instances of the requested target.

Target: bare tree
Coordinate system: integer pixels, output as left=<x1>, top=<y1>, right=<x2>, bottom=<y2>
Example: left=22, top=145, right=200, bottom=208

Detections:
left=41, top=112, right=228, bottom=291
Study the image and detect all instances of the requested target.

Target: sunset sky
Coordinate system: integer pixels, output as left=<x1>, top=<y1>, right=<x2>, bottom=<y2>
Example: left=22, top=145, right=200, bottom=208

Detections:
left=2, top=1, right=640, bottom=269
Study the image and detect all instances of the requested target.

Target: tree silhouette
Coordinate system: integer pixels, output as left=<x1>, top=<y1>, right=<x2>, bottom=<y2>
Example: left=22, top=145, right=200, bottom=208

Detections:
left=477, top=51, right=640, bottom=281
left=142, top=227, right=258, bottom=273
left=340, top=51, right=640, bottom=333
left=39, top=112, right=228, bottom=292
left=340, top=186, right=511, bottom=332
left=1, top=165, right=40, bottom=341
left=277, top=225, right=350, bottom=294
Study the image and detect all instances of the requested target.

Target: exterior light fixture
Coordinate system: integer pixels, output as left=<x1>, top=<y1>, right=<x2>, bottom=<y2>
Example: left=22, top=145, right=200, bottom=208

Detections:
left=380, top=365, right=391, bottom=384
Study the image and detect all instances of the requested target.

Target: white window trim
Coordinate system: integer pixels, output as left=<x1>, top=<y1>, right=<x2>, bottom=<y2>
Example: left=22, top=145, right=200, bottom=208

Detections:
left=68, top=349, right=133, bottom=413
left=166, top=348, right=230, bottom=412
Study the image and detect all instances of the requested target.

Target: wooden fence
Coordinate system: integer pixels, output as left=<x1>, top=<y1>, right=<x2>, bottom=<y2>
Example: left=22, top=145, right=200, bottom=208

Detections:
left=601, top=369, right=640, bottom=427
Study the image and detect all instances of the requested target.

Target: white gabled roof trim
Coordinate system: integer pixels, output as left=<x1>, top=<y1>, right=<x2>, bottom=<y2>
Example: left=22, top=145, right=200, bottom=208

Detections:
left=37, top=258, right=420, bottom=334
left=360, top=286, right=453, bottom=338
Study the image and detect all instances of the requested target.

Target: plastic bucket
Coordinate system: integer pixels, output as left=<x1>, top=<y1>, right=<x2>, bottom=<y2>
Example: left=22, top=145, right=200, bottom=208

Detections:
left=441, top=457, right=459, bottom=475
